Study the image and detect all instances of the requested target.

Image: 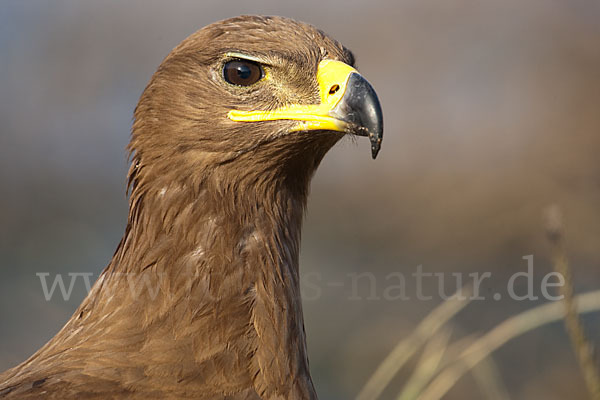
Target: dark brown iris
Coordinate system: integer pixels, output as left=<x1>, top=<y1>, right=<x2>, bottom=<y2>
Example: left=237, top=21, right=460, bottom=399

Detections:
left=223, top=60, right=263, bottom=86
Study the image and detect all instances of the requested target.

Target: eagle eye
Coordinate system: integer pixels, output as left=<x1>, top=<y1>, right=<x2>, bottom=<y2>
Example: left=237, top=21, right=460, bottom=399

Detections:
left=223, top=59, right=263, bottom=86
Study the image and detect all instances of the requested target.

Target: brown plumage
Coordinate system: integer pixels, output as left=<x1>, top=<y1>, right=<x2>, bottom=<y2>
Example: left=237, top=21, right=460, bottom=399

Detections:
left=0, top=15, right=382, bottom=399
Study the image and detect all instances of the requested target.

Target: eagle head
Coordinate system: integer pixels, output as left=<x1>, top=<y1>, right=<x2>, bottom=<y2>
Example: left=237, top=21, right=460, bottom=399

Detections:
left=130, top=15, right=383, bottom=193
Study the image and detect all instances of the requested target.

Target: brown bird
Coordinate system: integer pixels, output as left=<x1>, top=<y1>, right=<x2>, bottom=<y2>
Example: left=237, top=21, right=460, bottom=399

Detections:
left=0, top=15, right=383, bottom=399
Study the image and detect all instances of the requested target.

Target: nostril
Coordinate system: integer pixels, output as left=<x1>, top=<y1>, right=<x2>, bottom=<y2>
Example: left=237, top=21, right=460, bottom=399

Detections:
left=329, top=84, right=340, bottom=95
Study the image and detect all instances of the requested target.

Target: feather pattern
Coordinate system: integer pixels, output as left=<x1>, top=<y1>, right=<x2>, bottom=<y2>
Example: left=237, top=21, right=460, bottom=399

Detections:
left=0, top=15, right=355, bottom=399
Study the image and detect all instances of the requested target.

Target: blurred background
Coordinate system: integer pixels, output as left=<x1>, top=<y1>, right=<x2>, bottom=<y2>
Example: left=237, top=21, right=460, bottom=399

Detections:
left=1, top=1, right=599, bottom=399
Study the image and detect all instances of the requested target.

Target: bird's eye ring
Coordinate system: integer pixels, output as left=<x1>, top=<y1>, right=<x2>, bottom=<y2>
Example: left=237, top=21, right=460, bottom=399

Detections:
left=223, top=59, right=264, bottom=86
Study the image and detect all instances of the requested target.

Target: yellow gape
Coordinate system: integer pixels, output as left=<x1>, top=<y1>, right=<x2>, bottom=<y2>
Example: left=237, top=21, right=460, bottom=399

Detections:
left=228, top=59, right=358, bottom=132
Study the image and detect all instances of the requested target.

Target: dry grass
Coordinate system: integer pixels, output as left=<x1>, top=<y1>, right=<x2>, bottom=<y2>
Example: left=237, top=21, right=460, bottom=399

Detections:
left=356, top=287, right=472, bottom=400
left=358, top=206, right=600, bottom=399
left=358, top=289, right=600, bottom=400
left=544, top=205, right=600, bottom=399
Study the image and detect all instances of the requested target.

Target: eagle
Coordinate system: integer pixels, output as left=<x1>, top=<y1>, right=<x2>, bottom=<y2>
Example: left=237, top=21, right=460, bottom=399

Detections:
left=0, top=15, right=383, bottom=399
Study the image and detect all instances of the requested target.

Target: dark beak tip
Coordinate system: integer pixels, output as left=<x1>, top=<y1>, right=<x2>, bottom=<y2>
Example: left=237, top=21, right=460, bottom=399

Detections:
left=369, top=132, right=382, bottom=159
left=333, top=72, right=383, bottom=160
left=370, top=135, right=382, bottom=159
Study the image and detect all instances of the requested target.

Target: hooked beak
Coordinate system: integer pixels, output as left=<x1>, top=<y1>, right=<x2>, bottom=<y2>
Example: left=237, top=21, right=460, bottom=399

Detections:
left=227, top=59, right=384, bottom=159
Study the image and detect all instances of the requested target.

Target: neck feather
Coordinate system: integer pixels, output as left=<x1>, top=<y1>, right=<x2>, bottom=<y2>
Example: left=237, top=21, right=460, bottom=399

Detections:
left=66, top=153, right=319, bottom=398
